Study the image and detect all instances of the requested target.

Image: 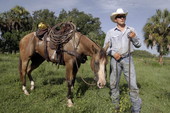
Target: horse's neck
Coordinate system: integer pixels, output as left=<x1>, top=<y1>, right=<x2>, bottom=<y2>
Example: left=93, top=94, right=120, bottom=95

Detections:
left=79, top=33, right=100, bottom=57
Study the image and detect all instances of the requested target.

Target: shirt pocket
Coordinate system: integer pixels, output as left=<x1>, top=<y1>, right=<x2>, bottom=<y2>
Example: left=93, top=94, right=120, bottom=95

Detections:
left=112, top=35, right=120, bottom=41
left=111, top=36, right=120, bottom=49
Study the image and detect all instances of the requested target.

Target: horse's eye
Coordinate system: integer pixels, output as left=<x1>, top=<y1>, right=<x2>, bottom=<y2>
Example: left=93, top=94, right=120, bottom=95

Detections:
left=95, top=61, right=99, bottom=65
left=94, top=61, right=99, bottom=71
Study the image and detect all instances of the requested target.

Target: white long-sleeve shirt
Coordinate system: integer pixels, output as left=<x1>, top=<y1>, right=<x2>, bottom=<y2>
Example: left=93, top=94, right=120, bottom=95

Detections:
left=104, top=25, right=141, bottom=57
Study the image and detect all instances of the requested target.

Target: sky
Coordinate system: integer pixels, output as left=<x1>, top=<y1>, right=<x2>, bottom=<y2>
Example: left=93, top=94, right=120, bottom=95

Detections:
left=0, top=0, right=170, bottom=55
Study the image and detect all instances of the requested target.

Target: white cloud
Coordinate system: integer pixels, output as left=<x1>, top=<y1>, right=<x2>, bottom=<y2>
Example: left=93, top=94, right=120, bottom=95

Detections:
left=96, top=0, right=118, bottom=11
left=96, top=0, right=138, bottom=12
left=1, top=0, right=170, bottom=15
left=96, top=0, right=170, bottom=13
left=22, top=0, right=79, bottom=13
left=0, top=0, right=80, bottom=14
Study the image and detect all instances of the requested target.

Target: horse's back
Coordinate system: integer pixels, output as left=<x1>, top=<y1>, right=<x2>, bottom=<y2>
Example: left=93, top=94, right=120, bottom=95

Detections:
left=19, top=32, right=36, bottom=59
left=20, top=32, right=35, bottom=45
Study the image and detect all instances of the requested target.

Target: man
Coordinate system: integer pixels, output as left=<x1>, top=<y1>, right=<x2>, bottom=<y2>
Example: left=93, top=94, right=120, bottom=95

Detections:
left=104, top=8, right=142, bottom=113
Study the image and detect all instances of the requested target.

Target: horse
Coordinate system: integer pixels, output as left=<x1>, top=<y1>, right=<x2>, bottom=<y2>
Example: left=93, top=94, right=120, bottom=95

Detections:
left=18, top=22, right=109, bottom=107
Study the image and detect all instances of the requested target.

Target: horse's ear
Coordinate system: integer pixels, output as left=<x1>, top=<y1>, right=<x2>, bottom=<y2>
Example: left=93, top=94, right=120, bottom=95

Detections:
left=103, top=42, right=110, bottom=51
left=92, top=45, right=98, bottom=54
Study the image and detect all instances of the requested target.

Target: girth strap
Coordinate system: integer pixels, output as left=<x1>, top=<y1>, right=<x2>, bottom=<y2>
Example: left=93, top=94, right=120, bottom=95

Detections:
left=43, top=33, right=50, bottom=62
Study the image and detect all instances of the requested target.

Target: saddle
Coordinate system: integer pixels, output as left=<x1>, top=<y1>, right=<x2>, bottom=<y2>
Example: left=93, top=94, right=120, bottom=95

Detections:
left=38, top=22, right=76, bottom=64
left=36, top=28, right=49, bottom=40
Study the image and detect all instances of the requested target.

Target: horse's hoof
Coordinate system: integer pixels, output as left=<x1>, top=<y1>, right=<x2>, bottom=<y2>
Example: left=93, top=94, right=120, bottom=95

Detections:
left=24, top=91, right=30, bottom=95
left=67, top=103, right=73, bottom=107
left=30, top=86, right=34, bottom=90
left=30, top=81, right=35, bottom=90
left=22, top=86, right=30, bottom=95
left=67, top=99, right=73, bottom=107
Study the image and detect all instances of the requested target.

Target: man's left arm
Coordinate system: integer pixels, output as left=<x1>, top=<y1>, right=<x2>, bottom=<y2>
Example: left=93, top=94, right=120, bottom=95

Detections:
left=128, top=30, right=141, bottom=48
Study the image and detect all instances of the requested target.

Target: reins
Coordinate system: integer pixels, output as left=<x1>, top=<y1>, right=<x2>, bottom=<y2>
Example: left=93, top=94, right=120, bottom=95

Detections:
left=46, top=22, right=100, bottom=86
left=72, top=32, right=96, bottom=86
left=74, top=58, right=96, bottom=86
left=58, top=30, right=96, bottom=86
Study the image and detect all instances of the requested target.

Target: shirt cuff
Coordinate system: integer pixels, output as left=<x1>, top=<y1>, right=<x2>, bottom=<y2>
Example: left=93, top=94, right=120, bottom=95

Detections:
left=111, top=51, right=116, bottom=57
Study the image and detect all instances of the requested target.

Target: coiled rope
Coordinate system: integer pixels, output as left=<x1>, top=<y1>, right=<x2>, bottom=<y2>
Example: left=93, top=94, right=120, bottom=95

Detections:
left=48, top=22, right=76, bottom=49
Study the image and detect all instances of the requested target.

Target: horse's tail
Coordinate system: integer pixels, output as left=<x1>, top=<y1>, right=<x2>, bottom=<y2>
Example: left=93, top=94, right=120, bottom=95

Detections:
left=18, top=55, right=22, bottom=81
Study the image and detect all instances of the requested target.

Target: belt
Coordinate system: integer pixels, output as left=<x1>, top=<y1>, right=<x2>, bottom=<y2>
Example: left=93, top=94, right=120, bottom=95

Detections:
left=121, top=53, right=130, bottom=59
left=116, top=53, right=131, bottom=62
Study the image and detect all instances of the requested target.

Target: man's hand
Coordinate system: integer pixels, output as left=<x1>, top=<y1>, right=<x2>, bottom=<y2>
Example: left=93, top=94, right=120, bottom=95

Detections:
left=113, top=53, right=122, bottom=61
left=128, top=31, right=136, bottom=38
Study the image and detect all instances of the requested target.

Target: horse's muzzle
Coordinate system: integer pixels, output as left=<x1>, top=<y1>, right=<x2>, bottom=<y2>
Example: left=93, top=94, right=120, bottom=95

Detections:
left=97, top=81, right=106, bottom=88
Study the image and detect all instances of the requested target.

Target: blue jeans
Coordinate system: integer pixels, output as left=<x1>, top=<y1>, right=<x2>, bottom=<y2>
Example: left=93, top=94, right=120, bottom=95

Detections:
left=110, top=55, right=142, bottom=112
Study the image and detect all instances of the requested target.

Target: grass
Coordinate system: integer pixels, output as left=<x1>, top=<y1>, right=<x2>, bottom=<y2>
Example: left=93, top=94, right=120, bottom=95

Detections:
left=0, top=53, right=170, bottom=113
left=134, top=57, right=170, bottom=113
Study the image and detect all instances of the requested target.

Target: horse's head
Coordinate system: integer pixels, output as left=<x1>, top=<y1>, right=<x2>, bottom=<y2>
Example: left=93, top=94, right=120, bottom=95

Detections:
left=90, top=43, right=109, bottom=88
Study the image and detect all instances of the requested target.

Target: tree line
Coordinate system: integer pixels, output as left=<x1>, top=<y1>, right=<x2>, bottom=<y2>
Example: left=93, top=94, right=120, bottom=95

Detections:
left=0, top=5, right=105, bottom=53
left=0, top=5, right=170, bottom=63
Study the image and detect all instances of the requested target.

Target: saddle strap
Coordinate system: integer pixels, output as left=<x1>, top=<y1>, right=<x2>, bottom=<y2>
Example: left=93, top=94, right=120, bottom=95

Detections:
left=56, top=44, right=65, bottom=65
left=44, top=33, right=50, bottom=62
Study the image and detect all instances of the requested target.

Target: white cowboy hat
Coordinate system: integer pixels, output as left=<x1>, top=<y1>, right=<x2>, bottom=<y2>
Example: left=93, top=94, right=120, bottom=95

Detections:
left=110, top=8, right=128, bottom=23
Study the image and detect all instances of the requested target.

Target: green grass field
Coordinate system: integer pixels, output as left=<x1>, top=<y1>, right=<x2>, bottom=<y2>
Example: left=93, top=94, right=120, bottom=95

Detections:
left=0, top=53, right=170, bottom=113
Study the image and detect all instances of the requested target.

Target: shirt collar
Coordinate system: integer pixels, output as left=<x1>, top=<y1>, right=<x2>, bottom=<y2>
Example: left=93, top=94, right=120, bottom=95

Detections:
left=113, top=25, right=130, bottom=31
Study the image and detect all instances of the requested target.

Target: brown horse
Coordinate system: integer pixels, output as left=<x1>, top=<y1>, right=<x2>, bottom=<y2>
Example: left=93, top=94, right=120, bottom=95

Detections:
left=19, top=24, right=109, bottom=107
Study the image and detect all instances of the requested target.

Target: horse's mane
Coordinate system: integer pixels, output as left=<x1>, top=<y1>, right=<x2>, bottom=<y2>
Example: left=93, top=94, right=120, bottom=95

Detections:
left=78, top=32, right=106, bottom=59
left=88, top=38, right=106, bottom=59
left=78, top=32, right=100, bottom=48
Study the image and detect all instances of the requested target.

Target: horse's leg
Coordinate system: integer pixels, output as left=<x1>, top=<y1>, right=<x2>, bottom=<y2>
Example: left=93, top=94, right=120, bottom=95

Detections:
left=27, top=53, right=45, bottom=90
left=65, top=60, right=79, bottom=107
left=19, top=57, right=30, bottom=95
left=72, top=61, right=80, bottom=89
left=19, top=33, right=38, bottom=95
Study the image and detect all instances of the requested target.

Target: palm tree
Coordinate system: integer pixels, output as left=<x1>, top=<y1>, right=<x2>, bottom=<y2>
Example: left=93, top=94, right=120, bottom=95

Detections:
left=143, top=9, right=170, bottom=64
left=0, top=5, right=33, bottom=53
left=10, top=5, right=32, bottom=31
left=0, top=5, right=32, bottom=33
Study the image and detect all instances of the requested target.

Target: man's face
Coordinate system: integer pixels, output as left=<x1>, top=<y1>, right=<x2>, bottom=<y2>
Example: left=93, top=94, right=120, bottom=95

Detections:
left=114, top=14, right=126, bottom=25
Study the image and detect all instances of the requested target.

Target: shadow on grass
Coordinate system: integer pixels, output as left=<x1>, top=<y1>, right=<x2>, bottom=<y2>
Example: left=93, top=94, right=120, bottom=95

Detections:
left=42, top=77, right=95, bottom=97
left=165, top=92, right=170, bottom=99
left=75, top=77, right=95, bottom=97
left=41, top=76, right=111, bottom=99
left=42, top=77, right=65, bottom=85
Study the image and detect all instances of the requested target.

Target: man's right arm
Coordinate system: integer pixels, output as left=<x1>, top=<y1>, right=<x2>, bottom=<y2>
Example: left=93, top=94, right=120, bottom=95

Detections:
left=104, top=31, right=121, bottom=60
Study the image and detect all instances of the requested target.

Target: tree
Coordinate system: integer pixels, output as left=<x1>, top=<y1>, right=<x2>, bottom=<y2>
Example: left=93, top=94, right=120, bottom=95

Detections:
left=0, top=5, right=32, bottom=53
left=143, top=9, right=170, bottom=64
left=57, top=8, right=105, bottom=46
left=10, top=6, right=33, bottom=31
left=32, top=9, right=57, bottom=30
left=0, top=5, right=32, bottom=33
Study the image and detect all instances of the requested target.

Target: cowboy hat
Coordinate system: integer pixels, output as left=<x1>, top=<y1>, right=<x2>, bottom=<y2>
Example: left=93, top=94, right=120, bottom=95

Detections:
left=110, top=8, right=128, bottom=23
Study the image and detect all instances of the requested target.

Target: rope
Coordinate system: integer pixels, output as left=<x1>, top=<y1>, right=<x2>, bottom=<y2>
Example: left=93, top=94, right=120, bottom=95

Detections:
left=69, top=28, right=96, bottom=86
left=48, top=22, right=76, bottom=49
left=58, top=26, right=96, bottom=86
left=128, top=35, right=131, bottom=90
left=74, top=58, right=96, bottom=86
